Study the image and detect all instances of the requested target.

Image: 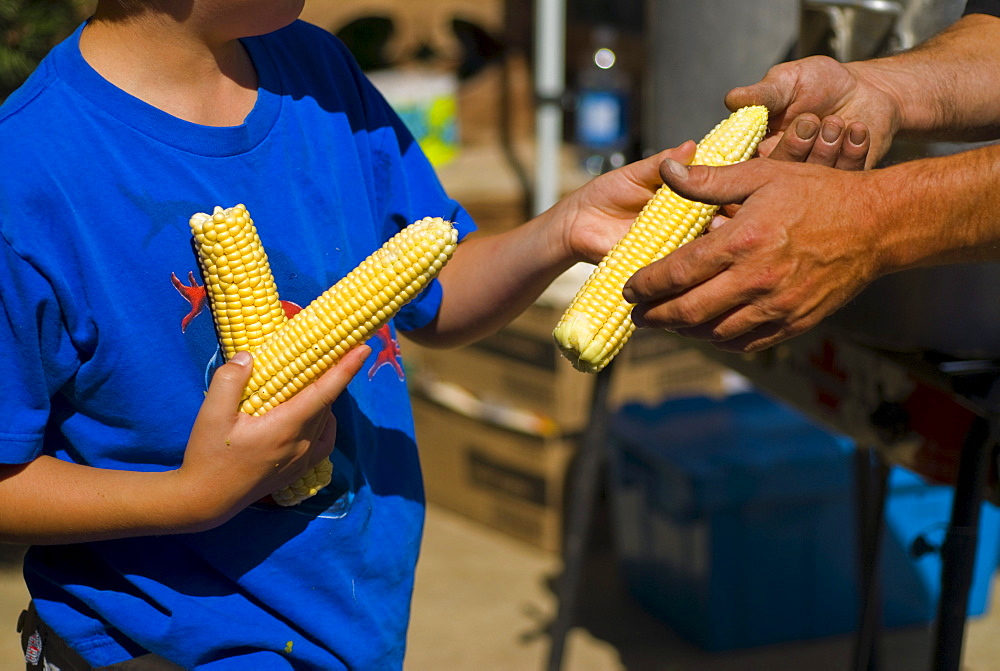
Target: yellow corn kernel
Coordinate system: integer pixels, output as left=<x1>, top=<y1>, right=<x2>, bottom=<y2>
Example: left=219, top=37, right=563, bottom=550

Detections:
left=552, top=105, right=769, bottom=373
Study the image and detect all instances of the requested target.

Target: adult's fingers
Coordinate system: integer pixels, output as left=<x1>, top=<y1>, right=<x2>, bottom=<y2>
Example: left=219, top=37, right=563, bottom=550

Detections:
left=660, top=296, right=787, bottom=347
left=726, top=77, right=792, bottom=120
left=803, top=117, right=847, bottom=166
left=766, top=114, right=821, bottom=163
left=629, top=257, right=768, bottom=333
left=767, top=114, right=847, bottom=167
left=835, top=122, right=870, bottom=171
left=764, top=114, right=871, bottom=171
left=708, top=322, right=790, bottom=353
left=633, top=289, right=799, bottom=355
left=726, top=56, right=859, bottom=131
left=623, top=230, right=731, bottom=305
left=623, top=160, right=777, bottom=302
left=656, top=157, right=767, bottom=209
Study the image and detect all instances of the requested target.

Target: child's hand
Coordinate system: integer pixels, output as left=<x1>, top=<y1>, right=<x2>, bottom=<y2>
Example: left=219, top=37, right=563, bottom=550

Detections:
left=176, top=345, right=370, bottom=528
left=554, top=142, right=699, bottom=265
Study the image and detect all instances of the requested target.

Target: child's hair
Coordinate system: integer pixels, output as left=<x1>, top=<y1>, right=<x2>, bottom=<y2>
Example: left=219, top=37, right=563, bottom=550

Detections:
left=100, top=0, right=169, bottom=16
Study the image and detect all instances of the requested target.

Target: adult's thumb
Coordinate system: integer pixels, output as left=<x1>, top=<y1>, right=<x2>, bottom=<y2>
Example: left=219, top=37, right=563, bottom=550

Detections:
left=660, top=158, right=762, bottom=207
left=726, top=82, right=782, bottom=115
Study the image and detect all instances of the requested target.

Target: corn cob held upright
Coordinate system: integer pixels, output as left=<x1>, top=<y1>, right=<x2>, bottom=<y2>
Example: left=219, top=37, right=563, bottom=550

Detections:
left=552, top=105, right=769, bottom=374
left=189, top=204, right=287, bottom=360
left=190, top=203, right=325, bottom=505
left=190, top=209, right=459, bottom=505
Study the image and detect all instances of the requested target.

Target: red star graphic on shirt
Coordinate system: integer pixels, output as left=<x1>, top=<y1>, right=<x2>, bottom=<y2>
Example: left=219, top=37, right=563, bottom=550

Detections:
left=367, top=324, right=405, bottom=381
left=173, top=271, right=301, bottom=331
left=170, top=271, right=206, bottom=332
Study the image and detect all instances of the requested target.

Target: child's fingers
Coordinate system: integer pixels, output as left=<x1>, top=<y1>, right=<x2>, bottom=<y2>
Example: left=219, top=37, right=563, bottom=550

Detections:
left=311, top=413, right=339, bottom=464
left=617, top=141, right=699, bottom=191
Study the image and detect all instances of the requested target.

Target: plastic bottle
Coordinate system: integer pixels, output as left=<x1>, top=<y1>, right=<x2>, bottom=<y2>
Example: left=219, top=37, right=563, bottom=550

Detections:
left=573, top=25, right=632, bottom=176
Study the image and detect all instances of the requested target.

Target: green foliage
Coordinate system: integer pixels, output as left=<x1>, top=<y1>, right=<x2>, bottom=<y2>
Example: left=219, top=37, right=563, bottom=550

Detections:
left=1, top=0, right=88, bottom=100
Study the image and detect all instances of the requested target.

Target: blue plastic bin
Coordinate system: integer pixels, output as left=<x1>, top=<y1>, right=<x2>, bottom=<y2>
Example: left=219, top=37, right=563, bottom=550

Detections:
left=608, top=392, right=1000, bottom=651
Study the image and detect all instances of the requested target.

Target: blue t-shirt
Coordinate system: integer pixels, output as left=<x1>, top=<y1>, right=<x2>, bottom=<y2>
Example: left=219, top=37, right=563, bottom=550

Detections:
left=0, top=19, right=474, bottom=670
left=965, top=0, right=1000, bottom=16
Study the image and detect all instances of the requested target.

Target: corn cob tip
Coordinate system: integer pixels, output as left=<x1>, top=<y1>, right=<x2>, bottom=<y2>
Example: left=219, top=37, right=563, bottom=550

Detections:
left=694, top=105, right=769, bottom=166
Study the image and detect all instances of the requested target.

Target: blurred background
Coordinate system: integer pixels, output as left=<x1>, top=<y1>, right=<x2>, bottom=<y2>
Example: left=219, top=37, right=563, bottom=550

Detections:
left=4, top=0, right=1000, bottom=669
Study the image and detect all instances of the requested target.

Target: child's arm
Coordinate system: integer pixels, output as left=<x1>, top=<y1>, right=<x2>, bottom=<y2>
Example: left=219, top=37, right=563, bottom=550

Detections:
left=0, top=346, right=368, bottom=545
left=406, top=144, right=699, bottom=348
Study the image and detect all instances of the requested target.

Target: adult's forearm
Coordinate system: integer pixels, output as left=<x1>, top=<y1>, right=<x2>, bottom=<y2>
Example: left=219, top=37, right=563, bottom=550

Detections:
left=868, top=141, right=1000, bottom=272
left=0, top=457, right=215, bottom=545
left=866, top=13, right=1000, bottom=141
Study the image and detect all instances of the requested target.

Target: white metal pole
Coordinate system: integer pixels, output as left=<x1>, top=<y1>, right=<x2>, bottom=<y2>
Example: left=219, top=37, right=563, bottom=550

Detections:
left=533, top=0, right=566, bottom=216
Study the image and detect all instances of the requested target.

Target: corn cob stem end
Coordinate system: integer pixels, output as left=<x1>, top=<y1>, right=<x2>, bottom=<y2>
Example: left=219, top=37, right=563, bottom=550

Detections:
left=553, top=313, right=615, bottom=374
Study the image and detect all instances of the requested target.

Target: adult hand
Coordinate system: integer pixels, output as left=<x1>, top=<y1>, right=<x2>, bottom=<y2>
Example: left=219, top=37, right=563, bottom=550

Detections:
left=714, top=110, right=871, bottom=227
left=178, top=345, right=369, bottom=527
left=622, top=157, right=883, bottom=353
left=558, top=102, right=877, bottom=354
left=727, top=55, right=901, bottom=167
left=563, top=104, right=872, bottom=250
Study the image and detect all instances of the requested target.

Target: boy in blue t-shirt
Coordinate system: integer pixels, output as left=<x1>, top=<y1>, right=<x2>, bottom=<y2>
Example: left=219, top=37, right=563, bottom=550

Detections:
left=0, top=1, right=842, bottom=669
left=0, top=2, right=695, bottom=669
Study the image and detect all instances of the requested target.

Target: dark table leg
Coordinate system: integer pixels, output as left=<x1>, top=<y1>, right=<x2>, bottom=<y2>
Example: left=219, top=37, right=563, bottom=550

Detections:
left=852, top=445, right=890, bottom=671
left=546, top=362, right=616, bottom=671
left=931, top=416, right=995, bottom=671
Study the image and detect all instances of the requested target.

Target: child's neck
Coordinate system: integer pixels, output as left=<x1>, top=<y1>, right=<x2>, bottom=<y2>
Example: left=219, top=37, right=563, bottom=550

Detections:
left=79, top=13, right=258, bottom=127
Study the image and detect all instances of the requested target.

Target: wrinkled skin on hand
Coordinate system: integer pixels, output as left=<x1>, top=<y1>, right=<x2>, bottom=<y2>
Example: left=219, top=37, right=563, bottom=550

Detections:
left=621, top=84, right=879, bottom=353
left=727, top=55, right=900, bottom=167
left=624, top=157, right=880, bottom=353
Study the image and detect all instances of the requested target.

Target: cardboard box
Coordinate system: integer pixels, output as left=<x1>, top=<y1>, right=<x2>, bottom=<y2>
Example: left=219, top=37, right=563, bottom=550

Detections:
left=404, top=301, right=735, bottom=434
left=412, top=396, right=577, bottom=553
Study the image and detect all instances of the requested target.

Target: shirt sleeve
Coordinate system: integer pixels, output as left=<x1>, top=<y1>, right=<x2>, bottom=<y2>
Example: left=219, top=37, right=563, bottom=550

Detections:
left=354, top=67, right=477, bottom=333
left=965, top=0, right=1000, bottom=17
left=0, top=236, right=80, bottom=463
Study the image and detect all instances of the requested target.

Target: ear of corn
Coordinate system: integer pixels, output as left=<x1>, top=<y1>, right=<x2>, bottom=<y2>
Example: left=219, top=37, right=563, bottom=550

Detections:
left=189, top=204, right=287, bottom=360
left=552, top=105, right=769, bottom=373
left=239, top=216, right=458, bottom=416
left=191, top=210, right=458, bottom=505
